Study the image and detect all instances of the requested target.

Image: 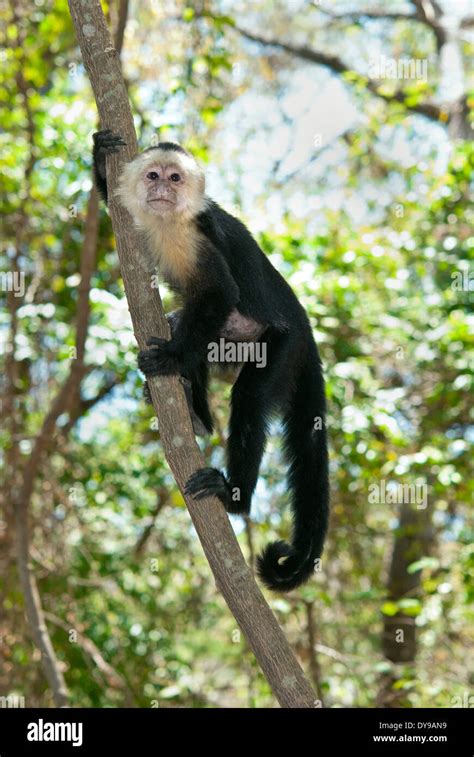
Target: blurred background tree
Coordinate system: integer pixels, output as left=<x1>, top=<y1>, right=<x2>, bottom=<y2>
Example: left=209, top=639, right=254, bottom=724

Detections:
left=0, top=0, right=472, bottom=707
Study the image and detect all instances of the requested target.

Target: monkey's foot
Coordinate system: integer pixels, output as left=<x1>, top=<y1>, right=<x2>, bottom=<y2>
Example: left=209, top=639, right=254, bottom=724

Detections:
left=185, top=468, right=232, bottom=507
left=179, top=377, right=210, bottom=436
left=138, top=337, right=179, bottom=376
left=142, top=357, right=210, bottom=436
left=92, top=129, right=127, bottom=154
left=184, top=468, right=248, bottom=514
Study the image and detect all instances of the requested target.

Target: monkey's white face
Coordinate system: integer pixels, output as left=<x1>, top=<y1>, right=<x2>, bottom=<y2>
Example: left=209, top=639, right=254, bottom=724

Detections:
left=116, top=147, right=206, bottom=226
left=142, top=162, right=187, bottom=216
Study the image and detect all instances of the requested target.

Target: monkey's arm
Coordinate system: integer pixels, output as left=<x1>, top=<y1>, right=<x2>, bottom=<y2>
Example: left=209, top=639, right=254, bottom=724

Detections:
left=92, top=130, right=126, bottom=203
left=138, top=249, right=240, bottom=378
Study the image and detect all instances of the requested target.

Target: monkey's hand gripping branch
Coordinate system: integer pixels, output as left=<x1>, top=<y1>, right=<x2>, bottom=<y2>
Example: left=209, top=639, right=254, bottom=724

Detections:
left=138, top=336, right=181, bottom=376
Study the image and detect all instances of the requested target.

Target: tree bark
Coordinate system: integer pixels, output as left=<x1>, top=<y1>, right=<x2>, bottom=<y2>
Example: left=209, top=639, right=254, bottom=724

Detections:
left=304, top=601, right=325, bottom=706
left=382, top=503, right=433, bottom=664
left=378, top=502, right=433, bottom=707
left=67, top=0, right=316, bottom=708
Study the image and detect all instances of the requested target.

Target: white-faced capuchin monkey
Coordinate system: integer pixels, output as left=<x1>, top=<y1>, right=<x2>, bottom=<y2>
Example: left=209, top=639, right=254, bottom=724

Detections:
left=93, top=130, right=329, bottom=591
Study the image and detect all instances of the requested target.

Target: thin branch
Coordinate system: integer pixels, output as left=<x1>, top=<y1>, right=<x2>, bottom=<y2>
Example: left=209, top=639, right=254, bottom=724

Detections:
left=315, top=643, right=347, bottom=663
left=244, top=515, right=255, bottom=575
left=61, top=375, right=120, bottom=436
left=14, top=527, right=69, bottom=705
left=304, top=600, right=325, bottom=705
left=233, top=26, right=447, bottom=123
left=68, top=0, right=316, bottom=708
left=322, top=11, right=416, bottom=23
left=411, top=0, right=443, bottom=22
left=410, top=0, right=447, bottom=49
left=113, top=0, right=129, bottom=55
left=133, top=487, right=168, bottom=556
left=17, top=188, right=100, bottom=510
left=460, top=15, right=474, bottom=29
left=11, top=175, right=100, bottom=707
left=44, top=611, right=133, bottom=697
left=319, top=1, right=446, bottom=50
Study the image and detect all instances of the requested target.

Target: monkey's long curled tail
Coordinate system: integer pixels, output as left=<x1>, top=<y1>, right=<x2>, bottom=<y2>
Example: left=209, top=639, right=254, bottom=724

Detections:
left=256, top=343, right=329, bottom=592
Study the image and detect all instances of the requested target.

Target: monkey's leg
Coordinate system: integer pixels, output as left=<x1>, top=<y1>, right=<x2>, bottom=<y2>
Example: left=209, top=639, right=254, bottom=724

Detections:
left=168, top=309, right=213, bottom=434
left=185, top=332, right=291, bottom=514
left=143, top=310, right=212, bottom=435
left=143, top=374, right=210, bottom=436
left=189, top=359, right=213, bottom=434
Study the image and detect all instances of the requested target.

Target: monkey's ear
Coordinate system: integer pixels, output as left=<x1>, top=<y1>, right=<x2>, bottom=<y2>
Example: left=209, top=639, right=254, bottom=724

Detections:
left=114, top=158, right=147, bottom=222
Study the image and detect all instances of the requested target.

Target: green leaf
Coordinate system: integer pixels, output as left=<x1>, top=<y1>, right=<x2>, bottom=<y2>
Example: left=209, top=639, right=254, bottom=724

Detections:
left=381, top=601, right=399, bottom=616
left=407, top=557, right=440, bottom=574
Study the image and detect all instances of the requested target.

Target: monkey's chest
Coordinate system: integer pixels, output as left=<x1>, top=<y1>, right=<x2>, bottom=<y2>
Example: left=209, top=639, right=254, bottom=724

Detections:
left=150, top=225, right=199, bottom=287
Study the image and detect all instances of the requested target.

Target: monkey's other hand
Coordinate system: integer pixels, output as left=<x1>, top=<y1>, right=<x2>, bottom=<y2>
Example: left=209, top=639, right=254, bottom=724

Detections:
left=138, top=337, right=180, bottom=376
left=92, top=130, right=126, bottom=178
left=92, top=130, right=127, bottom=152
left=184, top=467, right=242, bottom=512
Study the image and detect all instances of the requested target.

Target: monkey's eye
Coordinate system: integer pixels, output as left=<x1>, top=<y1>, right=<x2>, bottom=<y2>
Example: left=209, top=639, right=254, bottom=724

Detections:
left=146, top=171, right=159, bottom=180
left=169, top=173, right=181, bottom=182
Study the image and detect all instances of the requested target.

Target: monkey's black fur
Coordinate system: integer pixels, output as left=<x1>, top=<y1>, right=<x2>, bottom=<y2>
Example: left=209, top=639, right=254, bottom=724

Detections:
left=93, top=131, right=329, bottom=591
left=145, top=142, right=189, bottom=155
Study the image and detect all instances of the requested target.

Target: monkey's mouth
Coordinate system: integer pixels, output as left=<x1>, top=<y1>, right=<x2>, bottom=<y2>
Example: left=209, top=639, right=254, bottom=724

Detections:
left=148, top=198, right=175, bottom=205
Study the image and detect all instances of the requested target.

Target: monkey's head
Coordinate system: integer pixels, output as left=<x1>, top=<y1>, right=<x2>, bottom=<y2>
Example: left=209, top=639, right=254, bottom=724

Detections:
left=116, top=142, right=206, bottom=225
